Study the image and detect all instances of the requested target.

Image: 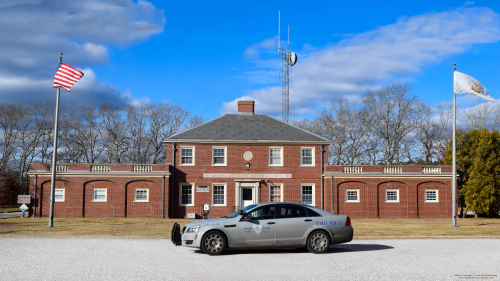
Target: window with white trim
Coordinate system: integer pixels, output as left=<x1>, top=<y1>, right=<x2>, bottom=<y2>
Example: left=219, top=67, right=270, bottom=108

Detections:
left=386, top=190, right=399, bottom=202
left=301, top=148, right=313, bottom=165
left=212, top=184, right=225, bottom=205
left=302, top=185, right=313, bottom=205
left=425, top=190, right=438, bottom=202
left=181, top=147, right=194, bottom=165
left=213, top=147, right=226, bottom=165
left=135, top=189, right=149, bottom=202
left=269, top=148, right=282, bottom=165
left=93, top=188, right=107, bottom=202
left=54, top=188, right=65, bottom=202
left=346, top=190, right=359, bottom=202
left=270, top=184, right=282, bottom=202
left=181, top=184, right=193, bottom=205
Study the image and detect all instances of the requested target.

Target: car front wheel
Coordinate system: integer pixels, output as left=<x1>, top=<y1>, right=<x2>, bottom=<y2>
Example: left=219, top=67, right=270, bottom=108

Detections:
left=201, top=231, right=227, bottom=255
left=307, top=230, right=331, bottom=254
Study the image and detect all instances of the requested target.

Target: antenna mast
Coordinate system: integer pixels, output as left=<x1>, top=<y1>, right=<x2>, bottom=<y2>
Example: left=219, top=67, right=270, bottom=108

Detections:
left=278, top=11, right=297, bottom=123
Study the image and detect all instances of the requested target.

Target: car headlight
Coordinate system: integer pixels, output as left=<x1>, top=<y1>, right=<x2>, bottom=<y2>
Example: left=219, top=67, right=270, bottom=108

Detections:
left=185, top=225, right=201, bottom=233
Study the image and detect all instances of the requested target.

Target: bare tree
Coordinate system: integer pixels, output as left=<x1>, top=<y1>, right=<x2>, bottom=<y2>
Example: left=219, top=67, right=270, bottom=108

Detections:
left=187, top=115, right=207, bottom=129
left=148, top=102, right=189, bottom=164
left=291, top=118, right=324, bottom=136
left=35, top=100, right=55, bottom=164
left=126, top=103, right=150, bottom=164
left=98, top=102, right=130, bottom=163
left=362, top=81, right=429, bottom=165
left=60, top=102, right=104, bottom=163
left=493, top=104, right=500, bottom=130
left=126, top=102, right=189, bottom=164
left=416, top=117, right=441, bottom=164
left=437, top=101, right=453, bottom=143
left=317, top=98, right=376, bottom=165
left=462, top=101, right=495, bottom=131
left=13, top=101, right=50, bottom=182
left=0, top=103, right=21, bottom=176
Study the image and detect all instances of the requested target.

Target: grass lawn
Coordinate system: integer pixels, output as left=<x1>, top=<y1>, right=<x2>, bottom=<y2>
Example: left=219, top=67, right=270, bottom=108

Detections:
left=352, top=218, right=500, bottom=238
left=0, top=217, right=499, bottom=238
left=0, top=207, right=20, bottom=213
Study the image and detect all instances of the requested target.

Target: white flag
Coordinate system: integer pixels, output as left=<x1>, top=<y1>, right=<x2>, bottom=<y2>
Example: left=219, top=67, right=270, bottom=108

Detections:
left=454, top=71, right=495, bottom=102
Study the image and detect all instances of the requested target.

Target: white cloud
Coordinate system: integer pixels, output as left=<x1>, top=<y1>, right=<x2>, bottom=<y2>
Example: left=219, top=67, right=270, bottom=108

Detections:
left=227, top=7, right=500, bottom=117
left=0, top=0, right=165, bottom=104
left=0, top=68, right=131, bottom=105
left=131, top=96, right=152, bottom=106
left=244, top=36, right=279, bottom=58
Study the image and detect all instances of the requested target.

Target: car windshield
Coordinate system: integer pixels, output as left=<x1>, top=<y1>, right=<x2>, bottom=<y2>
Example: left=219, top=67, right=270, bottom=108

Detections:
left=225, top=205, right=258, bottom=218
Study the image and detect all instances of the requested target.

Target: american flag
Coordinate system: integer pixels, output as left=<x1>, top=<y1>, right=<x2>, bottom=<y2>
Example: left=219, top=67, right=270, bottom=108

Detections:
left=53, top=63, right=84, bottom=92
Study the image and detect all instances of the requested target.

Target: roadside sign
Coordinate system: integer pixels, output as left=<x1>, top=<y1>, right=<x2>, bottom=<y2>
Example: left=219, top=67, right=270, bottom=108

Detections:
left=18, top=195, right=31, bottom=204
left=19, top=204, right=28, bottom=212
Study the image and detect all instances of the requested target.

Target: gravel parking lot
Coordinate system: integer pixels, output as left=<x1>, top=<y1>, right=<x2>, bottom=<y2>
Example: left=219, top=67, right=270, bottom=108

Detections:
left=0, top=238, right=498, bottom=280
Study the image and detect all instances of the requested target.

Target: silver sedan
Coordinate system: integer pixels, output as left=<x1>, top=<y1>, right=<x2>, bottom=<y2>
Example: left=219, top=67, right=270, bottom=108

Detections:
left=171, top=202, right=354, bottom=255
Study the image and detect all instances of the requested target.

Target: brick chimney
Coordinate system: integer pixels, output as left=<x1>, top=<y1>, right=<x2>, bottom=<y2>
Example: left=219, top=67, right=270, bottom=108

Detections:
left=237, top=100, right=255, bottom=114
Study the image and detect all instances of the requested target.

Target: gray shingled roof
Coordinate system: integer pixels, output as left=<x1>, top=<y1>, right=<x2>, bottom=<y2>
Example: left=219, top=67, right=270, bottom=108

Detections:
left=166, top=114, right=329, bottom=143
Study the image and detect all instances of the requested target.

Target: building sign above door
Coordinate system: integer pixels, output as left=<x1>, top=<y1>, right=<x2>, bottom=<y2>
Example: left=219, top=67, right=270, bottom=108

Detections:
left=196, top=186, right=210, bottom=192
left=203, top=173, right=292, bottom=178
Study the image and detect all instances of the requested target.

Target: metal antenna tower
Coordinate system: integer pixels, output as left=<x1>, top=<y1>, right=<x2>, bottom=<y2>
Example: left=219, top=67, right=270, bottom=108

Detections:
left=278, top=11, right=297, bottom=123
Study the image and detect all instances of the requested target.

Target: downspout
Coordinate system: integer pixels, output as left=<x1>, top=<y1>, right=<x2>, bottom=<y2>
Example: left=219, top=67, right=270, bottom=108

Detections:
left=331, top=176, right=333, bottom=213
left=170, top=143, right=175, bottom=218
left=320, top=145, right=324, bottom=210
left=162, top=174, right=165, bottom=218
left=33, top=174, right=37, bottom=218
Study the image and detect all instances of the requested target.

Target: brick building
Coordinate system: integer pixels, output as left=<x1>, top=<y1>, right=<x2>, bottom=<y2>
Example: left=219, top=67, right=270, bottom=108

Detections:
left=28, top=101, right=454, bottom=219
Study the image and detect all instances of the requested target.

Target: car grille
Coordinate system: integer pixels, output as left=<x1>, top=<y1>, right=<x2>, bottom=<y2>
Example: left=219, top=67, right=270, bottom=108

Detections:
left=181, top=226, right=186, bottom=234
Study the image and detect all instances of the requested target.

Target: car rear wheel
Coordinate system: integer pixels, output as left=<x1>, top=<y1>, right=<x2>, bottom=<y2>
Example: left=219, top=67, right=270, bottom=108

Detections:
left=201, top=231, right=227, bottom=255
left=307, top=230, right=330, bottom=254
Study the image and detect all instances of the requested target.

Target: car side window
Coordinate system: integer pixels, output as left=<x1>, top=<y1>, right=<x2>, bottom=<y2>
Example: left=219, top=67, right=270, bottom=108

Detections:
left=248, top=205, right=276, bottom=220
left=306, top=208, right=321, bottom=217
left=279, top=205, right=308, bottom=218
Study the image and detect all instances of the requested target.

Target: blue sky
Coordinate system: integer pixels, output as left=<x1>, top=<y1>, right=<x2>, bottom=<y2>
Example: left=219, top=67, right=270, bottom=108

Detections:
left=1, top=0, right=500, bottom=121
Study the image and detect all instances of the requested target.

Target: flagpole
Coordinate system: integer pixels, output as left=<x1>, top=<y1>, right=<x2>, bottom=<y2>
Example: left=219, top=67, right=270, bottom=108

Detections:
left=48, top=52, right=63, bottom=228
left=452, top=63, right=457, bottom=227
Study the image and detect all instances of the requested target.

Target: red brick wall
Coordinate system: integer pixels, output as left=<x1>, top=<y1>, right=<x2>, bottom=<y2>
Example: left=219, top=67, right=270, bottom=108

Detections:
left=417, top=181, right=449, bottom=218
left=28, top=153, right=452, bottom=219
left=324, top=177, right=452, bottom=218
left=84, top=180, right=120, bottom=218
left=30, top=176, right=169, bottom=218
left=125, top=180, right=162, bottom=218
left=169, top=143, right=327, bottom=218
left=378, top=181, right=410, bottom=218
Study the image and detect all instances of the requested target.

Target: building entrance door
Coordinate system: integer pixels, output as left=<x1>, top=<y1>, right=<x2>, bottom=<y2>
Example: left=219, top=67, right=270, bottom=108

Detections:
left=242, top=187, right=254, bottom=207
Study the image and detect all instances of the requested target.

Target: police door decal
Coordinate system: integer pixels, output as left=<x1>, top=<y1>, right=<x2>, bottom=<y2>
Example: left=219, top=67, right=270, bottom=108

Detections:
left=252, top=224, right=262, bottom=234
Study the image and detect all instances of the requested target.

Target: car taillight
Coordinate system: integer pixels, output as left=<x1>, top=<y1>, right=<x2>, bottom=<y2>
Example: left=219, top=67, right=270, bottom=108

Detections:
left=345, top=216, right=351, bottom=226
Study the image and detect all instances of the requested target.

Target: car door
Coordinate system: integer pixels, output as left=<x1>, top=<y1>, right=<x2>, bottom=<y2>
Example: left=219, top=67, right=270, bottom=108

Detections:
left=236, top=204, right=277, bottom=247
left=276, top=204, right=315, bottom=245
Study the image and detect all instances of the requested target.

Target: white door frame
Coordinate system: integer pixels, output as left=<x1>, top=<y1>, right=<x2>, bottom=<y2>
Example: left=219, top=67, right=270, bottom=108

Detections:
left=234, top=179, right=260, bottom=210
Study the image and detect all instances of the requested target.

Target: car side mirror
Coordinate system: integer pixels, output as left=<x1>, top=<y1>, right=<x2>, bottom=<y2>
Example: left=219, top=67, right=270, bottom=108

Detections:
left=238, top=210, right=245, bottom=216
left=240, top=215, right=252, bottom=222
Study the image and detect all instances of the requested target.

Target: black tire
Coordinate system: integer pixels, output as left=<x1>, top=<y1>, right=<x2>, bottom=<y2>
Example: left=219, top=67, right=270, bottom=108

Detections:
left=307, top=230, right=331, bottom=254
left=201, top=231, right=227, bottom=255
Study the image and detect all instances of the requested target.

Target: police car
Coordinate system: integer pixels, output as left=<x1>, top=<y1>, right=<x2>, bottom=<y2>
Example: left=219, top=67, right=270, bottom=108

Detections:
left=171, top=202, right=353, bottom=255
